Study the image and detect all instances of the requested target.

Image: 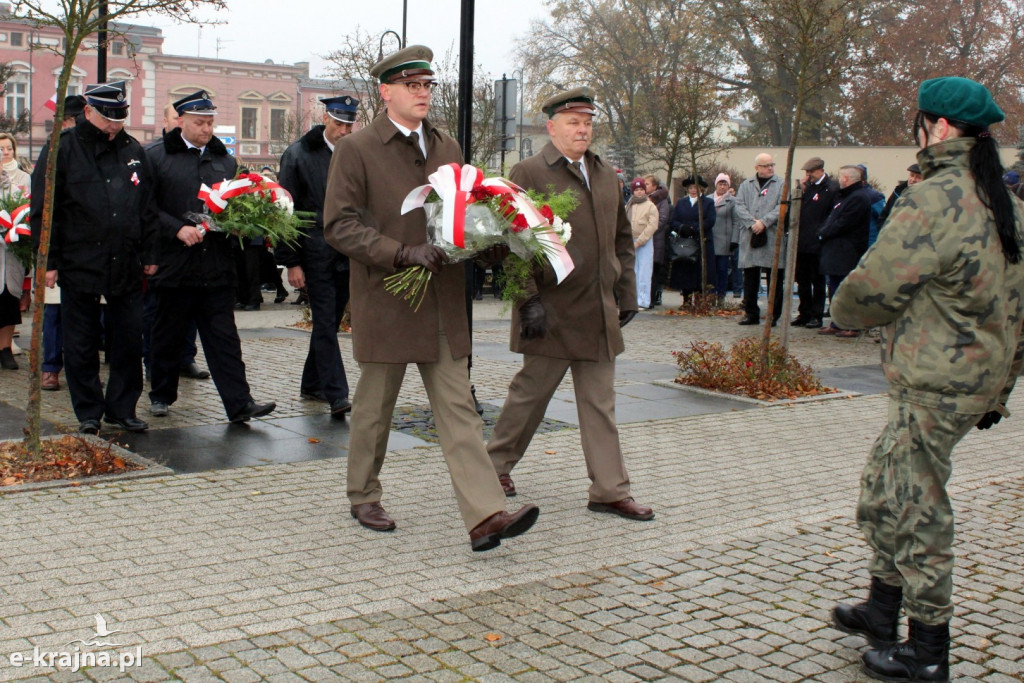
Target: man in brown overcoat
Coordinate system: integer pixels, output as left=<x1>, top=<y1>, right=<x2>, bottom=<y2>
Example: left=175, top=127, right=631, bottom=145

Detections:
left=323, top=45, right=538, bottom=551
left=487, top=87, right=654, bottom=521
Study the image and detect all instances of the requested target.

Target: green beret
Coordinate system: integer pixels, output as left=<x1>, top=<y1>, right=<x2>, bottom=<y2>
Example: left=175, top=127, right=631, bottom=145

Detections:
left=370, top=45, right=435, bottom=84
left=541, top=86, right=596, bottom=118
left=917, top=76, right=1004, bottom=129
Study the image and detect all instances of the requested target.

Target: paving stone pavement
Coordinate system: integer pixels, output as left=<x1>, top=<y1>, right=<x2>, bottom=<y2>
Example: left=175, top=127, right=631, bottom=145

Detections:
left=1, top=298, right=1022, bottom=681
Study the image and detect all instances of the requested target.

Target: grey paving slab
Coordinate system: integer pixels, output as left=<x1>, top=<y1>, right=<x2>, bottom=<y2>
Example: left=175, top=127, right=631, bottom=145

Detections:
left=0, top=298, right=1021, bottom=681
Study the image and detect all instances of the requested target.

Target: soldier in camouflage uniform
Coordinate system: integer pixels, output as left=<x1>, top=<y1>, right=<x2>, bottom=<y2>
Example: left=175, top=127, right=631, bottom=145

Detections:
left=829, top=77, right=1024, bottom=683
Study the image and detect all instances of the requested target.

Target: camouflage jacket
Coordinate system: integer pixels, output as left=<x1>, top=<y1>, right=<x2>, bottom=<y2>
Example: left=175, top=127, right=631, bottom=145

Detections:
left=831, top=137, right=1024, bottom=414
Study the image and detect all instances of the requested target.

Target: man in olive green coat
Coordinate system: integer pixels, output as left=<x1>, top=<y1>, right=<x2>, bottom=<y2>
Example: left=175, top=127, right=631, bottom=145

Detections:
left=487, top=87, right=653, bottom=521
left=323, top=45, right=538, bottom=552
left=830, top=76, right=1024, bottom=682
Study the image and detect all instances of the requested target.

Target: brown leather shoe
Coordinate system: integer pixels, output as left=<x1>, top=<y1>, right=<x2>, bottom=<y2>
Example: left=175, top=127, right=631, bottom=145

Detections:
left=41, top=371, right=61, bottom=391
left=350, top=502, right=396, bottom=532
left=469, top=504, right=539, bottom=552
left=498, top=474, right=517, bottom=497
left=587, top=498, right=655, bottom=521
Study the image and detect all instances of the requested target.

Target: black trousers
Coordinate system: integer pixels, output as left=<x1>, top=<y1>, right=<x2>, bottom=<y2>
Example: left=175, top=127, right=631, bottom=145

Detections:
left=149, top=285, right=252, bottom=418
left=234, top=243, right=263, bottom=306
left=61, top=286, right=143, bottom=422
left=142, top=286, right=198, bottom=370
left=795, top=252, right=826, bottom=319
left=300, top=257, right=351, bottom=403
left=651, top=259, right=669, bottom=302
left=742, top=267, right=785, bottom=322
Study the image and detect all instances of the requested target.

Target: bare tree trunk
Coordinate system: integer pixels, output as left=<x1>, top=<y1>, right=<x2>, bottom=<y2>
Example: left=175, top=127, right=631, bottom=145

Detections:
left=780, top=183, right=802, bottom=348
left=23, top=64, right=73, bottom=458
left=760, top=98, right=804, bottom=365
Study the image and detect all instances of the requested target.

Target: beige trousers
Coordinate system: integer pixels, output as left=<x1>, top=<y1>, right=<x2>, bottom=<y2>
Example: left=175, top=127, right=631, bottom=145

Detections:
left=488, top=354, right=631, bottom=503
left=346, top=332, right=506, bottom=531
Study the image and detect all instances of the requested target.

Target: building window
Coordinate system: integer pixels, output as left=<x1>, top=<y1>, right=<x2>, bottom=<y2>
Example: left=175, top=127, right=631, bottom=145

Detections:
left=9, top=32, right=23, bottom=47
left=111, top=41, right=124, bottom=56
left=241, top=107, right=258, bottom=139
left=4, top=76, right=27, bottom=117
left=269, top=108, right=287, bottom=141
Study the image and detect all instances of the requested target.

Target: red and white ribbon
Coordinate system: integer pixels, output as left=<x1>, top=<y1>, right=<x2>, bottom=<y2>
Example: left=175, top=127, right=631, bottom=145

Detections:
left=401, top=163, right=575, bottom=283
left=0, top=204, right=31, bottom=244
left=198, top=174, right=291, bottom=214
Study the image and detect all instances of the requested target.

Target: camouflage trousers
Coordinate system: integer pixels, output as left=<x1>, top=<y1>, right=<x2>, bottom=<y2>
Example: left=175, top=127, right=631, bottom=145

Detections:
left=856, top=399, right=978, bottom=624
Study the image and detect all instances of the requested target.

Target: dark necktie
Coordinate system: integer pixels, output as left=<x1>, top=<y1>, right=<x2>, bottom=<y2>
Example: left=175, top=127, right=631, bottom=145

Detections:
left=407, top=131, right=420, bottom=156
left=569, top=160, right=588, bottom=189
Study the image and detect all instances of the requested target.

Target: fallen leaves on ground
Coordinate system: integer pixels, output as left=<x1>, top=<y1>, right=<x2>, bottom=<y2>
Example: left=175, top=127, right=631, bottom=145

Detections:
left=0, top=436, right=142, bottom=487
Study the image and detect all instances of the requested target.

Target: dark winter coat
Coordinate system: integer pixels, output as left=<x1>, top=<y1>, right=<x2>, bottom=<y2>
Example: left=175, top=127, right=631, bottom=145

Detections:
left=879, top=180, right=909, bottom=226
left=648, top=185, right=671, bottom=263
left=29, top=117, right=156, bottom=296
left=145, top=127, right=238, bottom=289
left=668, top=194, right=717, bottom=293
left=818, top=183, right=871, bottom=278
left=797, top=174, right=840, bottom=254
left=275, top=125, right=348, bottom=273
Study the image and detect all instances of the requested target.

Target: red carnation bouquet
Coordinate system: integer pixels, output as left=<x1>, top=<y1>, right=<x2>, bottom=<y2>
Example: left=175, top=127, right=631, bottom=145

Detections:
left=387, top=163, right=576, bottom=311
left=186, top=172, right=310, bottom=248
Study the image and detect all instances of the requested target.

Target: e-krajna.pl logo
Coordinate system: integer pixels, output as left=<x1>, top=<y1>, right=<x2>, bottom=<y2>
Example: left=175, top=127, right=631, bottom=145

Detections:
left=6, top=614, right=142, bottom=673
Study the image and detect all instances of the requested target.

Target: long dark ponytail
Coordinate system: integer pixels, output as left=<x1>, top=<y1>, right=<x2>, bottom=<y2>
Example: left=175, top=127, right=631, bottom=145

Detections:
left=919, top=112, right=1021, bottom=264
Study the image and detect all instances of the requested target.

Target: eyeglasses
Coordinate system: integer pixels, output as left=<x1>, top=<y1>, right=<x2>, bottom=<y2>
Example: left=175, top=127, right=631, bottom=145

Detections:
left=757, top=162, right=776, bottom=168
left=399, top=81, right=433, bottom=94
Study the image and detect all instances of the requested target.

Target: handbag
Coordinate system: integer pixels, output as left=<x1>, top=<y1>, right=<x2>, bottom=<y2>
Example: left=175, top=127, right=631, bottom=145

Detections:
left=668, top=232, right=700, bottom=264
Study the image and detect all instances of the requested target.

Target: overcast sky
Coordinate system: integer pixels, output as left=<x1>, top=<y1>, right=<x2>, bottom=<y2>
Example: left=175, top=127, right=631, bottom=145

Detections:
left=139, top=0, right=549, bottom=81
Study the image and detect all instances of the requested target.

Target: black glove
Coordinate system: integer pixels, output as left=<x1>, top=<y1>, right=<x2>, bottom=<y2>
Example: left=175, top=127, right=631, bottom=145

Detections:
left=729, top=242, right=739, bottom=252
left=395, top=243, right=447, bottom=274
left=975, top=410, right=1003, bottom=430
left=474, top=244, right=510, bottom=268
left=619, top=310, right=637, bottom=328
left=519, top=295, right=546, bottom=339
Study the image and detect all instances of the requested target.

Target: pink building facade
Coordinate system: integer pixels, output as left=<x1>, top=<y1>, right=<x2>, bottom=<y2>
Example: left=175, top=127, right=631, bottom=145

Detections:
left=0, top=3, right=359, bottom=169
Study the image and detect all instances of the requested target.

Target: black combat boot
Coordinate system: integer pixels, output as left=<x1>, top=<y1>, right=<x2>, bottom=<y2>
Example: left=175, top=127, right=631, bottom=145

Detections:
left=862, top=619, right=950, bottom=682
left=833, top=577, right=902, bottom=647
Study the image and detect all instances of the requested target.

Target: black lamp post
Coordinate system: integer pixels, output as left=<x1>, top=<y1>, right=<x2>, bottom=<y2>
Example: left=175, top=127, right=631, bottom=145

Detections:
left=97, top=0, right=109, bottom=82
left=377, top=30, right=402, bottom=61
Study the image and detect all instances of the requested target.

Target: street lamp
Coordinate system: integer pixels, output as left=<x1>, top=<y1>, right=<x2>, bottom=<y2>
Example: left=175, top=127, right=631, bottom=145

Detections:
left=377, top=30, right=402, bottom=61
left=512, top=68, right=525, bottom=161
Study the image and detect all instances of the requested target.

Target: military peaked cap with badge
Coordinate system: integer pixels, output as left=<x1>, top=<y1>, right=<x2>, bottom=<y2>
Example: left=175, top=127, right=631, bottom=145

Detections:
left=542, top=87, right=596, bottom=119
left=370, top=45, right=436, bottom=84
left=322, top=95, right=359, bottom=123
left=173, top=90, right=217, bottom=116
left=917, top=76, right=1004, bottom=129
left=84, top=81, right=129, bottom=120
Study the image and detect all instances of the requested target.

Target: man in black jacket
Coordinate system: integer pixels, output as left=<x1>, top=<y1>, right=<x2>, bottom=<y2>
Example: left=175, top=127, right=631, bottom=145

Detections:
left=817, top=165, right=872, bottom=338
left=146, top=90, right=275, bottom=424
left=794, top=157, right=839, bottom=328
left=879, top=163, right=923, bottom=225
left=276, top=96, right=357, bottom=419
left=29, top=81, right=156, bottom=434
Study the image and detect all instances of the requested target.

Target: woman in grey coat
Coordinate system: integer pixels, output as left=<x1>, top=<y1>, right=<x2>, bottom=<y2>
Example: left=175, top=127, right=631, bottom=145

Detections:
left=710, top=173, right=738, bottom=301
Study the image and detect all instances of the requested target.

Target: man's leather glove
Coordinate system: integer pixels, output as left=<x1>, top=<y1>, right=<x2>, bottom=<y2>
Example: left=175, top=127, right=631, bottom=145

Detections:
left=395, top=243, right=446, bottom=274
left=619, top=310, right=637, bottom=328
left=519, top=295, right=546, bottom=339
left=975, top=410, right=1003, bottom=430
left=474, top=244, right=510, bottom=268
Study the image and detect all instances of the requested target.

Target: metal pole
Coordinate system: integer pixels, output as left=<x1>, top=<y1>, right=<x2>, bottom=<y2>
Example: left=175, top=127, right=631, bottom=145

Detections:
left=457, top=0, right=474, bottom=162
left=499, top=74, right=507, bottom=174
left=27, top=30, right=33, bottom=160
left=97, top=1, right=109, bottom=82
left=401, top=0, right=407, bottom=48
